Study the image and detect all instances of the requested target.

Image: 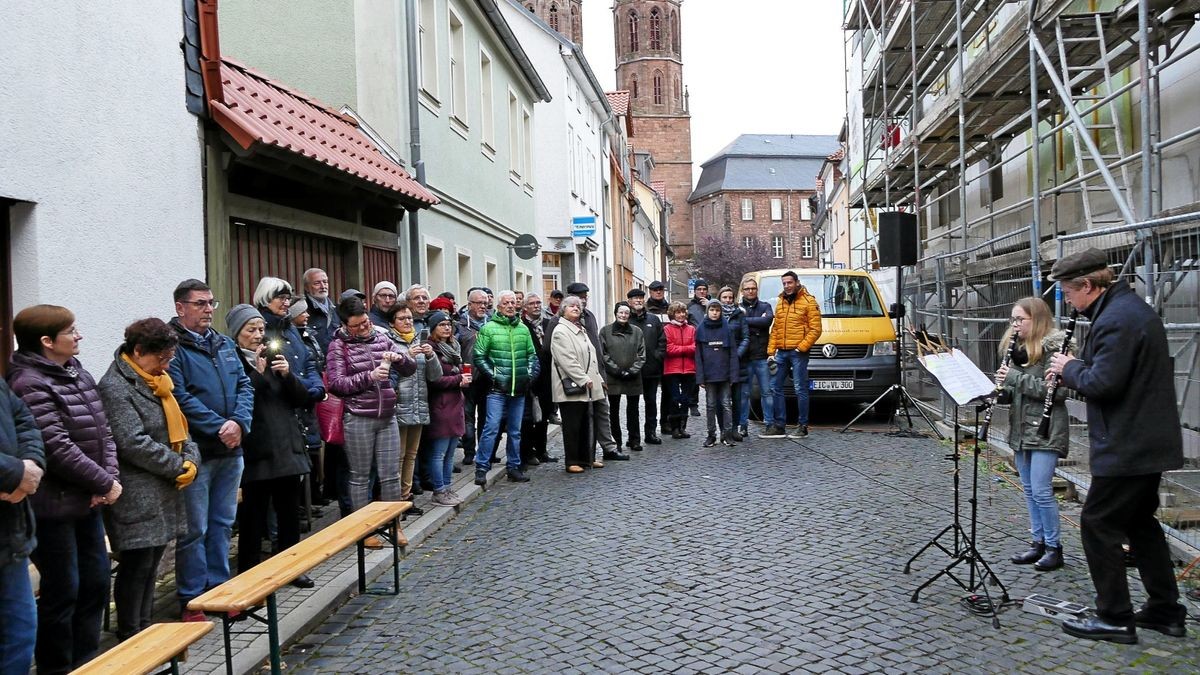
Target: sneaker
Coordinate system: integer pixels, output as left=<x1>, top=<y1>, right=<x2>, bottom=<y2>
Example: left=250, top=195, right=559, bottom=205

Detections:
left=507, top=468, right=530, bottom=483
left=789, top=425, right=809, bottom=438
left=703, top=436, right=717, bottom=447
left=432, top=490, right=459, bottom=507
left=760, top=425, right=787, bottom=438
left=728, top=430, right=743, bottom=442
left=181, top=608, right=207, bottom=623
left=720, top=436, right=736, bottom=447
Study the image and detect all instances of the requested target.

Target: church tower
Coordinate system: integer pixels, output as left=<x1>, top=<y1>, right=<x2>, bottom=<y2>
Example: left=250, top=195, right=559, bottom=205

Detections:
left=613, top=0, right=694, bottom=260
left=523, top=0, right=584, bottom=45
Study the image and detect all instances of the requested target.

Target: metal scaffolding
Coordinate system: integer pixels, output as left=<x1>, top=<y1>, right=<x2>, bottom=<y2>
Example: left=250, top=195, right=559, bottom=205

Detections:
left=844, top=0, right=1200, bottom=550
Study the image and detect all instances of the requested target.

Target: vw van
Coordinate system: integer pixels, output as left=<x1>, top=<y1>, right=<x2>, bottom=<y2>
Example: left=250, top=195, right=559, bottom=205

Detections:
left=740, top=268, right=899, bottom=420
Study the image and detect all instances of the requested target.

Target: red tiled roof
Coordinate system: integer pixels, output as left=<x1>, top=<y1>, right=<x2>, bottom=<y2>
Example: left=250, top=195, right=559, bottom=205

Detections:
left=650, top=180, right=667, bottom=199
left=210, top=59, right=438, bottom=207
left=826, top=147, right=845, bottom=162
left=606, top=90, right=630, bottom=116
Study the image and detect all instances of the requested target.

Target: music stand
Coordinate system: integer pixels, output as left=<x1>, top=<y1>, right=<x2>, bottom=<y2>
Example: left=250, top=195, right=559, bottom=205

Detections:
left=903, top=345, right=1010, bottom=627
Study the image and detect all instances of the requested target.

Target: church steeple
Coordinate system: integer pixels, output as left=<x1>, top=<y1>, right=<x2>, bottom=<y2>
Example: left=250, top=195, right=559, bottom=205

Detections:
left=523, top=0, right=584, bottom=45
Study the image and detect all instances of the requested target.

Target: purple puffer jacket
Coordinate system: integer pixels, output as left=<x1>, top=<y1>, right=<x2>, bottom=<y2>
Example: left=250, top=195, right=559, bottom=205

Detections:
left=6, top=352, right=119, bottom=521
left=325, top=327, right=416, bottom=418
left=426, top=347, right=466, bottom=440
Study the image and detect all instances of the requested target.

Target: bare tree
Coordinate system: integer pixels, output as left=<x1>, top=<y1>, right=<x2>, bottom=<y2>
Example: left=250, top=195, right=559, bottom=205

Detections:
left=692, top=234, right=777, bottom=291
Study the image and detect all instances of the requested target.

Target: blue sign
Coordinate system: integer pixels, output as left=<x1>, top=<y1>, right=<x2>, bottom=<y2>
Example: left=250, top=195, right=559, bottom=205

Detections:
left=687, top=278, right=697, bottom=295
left=572, top=216, right=597, bottom=238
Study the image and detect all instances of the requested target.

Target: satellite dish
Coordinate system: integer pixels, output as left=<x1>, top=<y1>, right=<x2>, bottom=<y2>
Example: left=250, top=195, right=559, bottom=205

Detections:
left=512, top=233, right=541, bottom=260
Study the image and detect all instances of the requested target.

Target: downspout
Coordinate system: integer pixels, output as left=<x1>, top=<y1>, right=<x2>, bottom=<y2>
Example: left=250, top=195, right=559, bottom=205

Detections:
left=406, top=0, right=424, bottom=284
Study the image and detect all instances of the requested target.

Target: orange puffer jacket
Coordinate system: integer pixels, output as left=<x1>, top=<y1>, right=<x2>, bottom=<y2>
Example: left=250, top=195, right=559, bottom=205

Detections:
left=766, top=288, right=823, bottom=354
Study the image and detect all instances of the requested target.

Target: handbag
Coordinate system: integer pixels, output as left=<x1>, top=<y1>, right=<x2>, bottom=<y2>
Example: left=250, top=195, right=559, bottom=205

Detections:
left=315, top=341, right=347, bottom=444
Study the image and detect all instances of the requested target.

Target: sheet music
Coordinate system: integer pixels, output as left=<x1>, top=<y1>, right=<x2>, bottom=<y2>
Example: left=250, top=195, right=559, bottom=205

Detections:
left=918, top=348, right=996, bottom=406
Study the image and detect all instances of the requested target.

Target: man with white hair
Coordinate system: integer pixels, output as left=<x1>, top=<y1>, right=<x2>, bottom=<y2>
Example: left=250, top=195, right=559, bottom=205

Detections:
left=473, top=290, right=538, bottom=484
left=302, top=268, right=340, bottom=351
left=404, top=284, right=432, bottom=335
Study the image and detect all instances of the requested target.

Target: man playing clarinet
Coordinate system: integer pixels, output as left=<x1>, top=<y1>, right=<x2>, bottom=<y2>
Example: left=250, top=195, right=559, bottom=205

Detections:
left=1046, top=248, right=1187, bottom=644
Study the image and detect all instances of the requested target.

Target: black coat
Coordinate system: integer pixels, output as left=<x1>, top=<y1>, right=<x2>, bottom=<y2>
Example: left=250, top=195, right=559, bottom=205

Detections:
left=304, top=294, right=341, bottom=353
left=740, top=298, right=775, bottom=361
left=239, top=354, right=312, bottom=483
left=522, top=315, right=552, bottom=401
left=629, top=309, right=666, bottom=377
left=1060, top=281, right=1183, bottom=477
left=0, top=379, right=45, bottom=564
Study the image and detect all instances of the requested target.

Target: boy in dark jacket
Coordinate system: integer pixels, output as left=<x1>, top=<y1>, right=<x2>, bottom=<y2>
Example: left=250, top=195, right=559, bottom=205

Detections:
left=695, top=300, right=741, bottom=447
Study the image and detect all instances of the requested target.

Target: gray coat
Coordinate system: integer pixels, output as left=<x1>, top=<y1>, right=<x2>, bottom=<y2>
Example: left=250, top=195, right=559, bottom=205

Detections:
left=385, top=329, right=443, bottom=427
left=98, top=355, right=201, bottom=552
left=599, top=321, right=646, bottom=397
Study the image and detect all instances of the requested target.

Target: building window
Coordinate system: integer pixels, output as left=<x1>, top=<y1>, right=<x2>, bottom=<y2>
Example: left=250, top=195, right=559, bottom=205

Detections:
left=802, top=236, right=813, bottom=258
left=770, top=198, right=783, bottom=221
left=480, top=49, right=494, bottom=149
left=653, top=70, right=663, bottom=105
left=743, top=236, right=753, bottom=249
left=509, top=91, right=520, bottom=178
left=800, top=198, right=812, bottom=220
left=419, top=0, right=438, bottom=99
left=449, top=7, right=466, bottom=125
left=627, top=10, right=639, bottom=52
left=548, top=3, right=559, bottom=31
left=649, top=8, right=662, bottom=49
left=741, top=198, right=753, bottom=221
left=710, top=202, right=716, bottom=224
left=630, top=74, right=638, bottom=99
left=522, top=108, right=533, bottom=187
left=567, top=125, right=576, bottom=194
left=772, top=235, right=785, bottom=259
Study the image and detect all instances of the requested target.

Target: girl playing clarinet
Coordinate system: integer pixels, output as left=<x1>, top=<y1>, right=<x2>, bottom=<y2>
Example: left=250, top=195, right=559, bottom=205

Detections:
left=997, top=297, right=1071, bottom=572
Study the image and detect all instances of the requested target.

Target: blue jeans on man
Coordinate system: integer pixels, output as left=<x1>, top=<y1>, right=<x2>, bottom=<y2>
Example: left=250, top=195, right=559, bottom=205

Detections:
left=0, top=552, right=37, bottom=674
left=176, top=454, right=243, bottom=603
left=771, top=349, right=811, bottom=427
left=739, top=358, right=773, bottom=429
left=475, top=392, right=525, bottom=471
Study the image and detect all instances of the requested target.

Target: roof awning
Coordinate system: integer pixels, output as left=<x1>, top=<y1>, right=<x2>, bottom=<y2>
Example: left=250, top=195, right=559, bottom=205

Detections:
left=210, top=58, right=438, bottom=209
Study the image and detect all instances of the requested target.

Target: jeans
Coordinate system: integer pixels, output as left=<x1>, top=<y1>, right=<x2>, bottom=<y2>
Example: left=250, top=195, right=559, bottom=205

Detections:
left=1014, top=450, right=1061, bottom=548
left=771, top=349, right=811, bottom=426
left=423, top=436, right=458, bottom=492
left=0, top=553, right=37, bottom=674
left=176, top=454, right=243, bottom=602
left=30, top=509, right=109, bottom=674
left=476, top=392, right=525, bottom=470
left=113, top=545, right=165, bottom=641
left=704, top=381, right=733, bottom=436
left=739, top=358, right=772, bottom=428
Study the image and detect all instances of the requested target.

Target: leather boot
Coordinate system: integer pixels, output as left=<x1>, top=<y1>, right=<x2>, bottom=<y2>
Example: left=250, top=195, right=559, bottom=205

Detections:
left=1011, top=541, right=1045, bottom=565
left=678, top=417, right=692, bottom=439
left=1034, top=545, right=1063, bottom=571
left=670, top=417, right=686, bottom=439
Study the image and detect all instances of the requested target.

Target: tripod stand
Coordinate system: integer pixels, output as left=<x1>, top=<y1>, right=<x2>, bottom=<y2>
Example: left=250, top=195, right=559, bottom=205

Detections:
left=841, top=264, right=942, bottom=438
left=904, top=403, right=1010, bottom=627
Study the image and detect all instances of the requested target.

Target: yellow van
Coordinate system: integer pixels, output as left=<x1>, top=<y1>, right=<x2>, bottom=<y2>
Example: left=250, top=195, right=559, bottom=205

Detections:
left=740, top=268, right=899, bottom=419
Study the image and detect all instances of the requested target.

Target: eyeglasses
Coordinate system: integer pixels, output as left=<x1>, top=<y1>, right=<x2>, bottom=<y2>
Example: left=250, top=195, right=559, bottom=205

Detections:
left=376, top=292, right=397, bottom=300
left=1011, top=317, right=1030, bottom=324
left=58, top=327, right=81, bottom=338
left=394, top=316, right=414, bottom=322
left=469, top=300, right=487, bottom=306
left=181, top=299, right=220, bottom=309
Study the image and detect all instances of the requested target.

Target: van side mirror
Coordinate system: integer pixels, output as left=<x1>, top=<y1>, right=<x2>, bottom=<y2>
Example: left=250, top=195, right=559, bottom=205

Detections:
left=888, top=303, right=905, bottom=319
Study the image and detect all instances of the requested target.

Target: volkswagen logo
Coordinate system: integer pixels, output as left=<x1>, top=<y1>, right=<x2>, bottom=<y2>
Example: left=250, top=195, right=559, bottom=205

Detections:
left=821, top=344, right=838, bottom=358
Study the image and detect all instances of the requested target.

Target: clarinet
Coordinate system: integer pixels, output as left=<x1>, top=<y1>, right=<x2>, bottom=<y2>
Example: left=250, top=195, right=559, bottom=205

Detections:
left=1037, top=310, right=1079, bottom=439
left=978, top=331, right=1019, bottom=442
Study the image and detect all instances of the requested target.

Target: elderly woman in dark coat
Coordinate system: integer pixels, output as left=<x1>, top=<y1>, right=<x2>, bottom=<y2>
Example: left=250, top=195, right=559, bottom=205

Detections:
left=225, top=305, right=314, bottom=587
left=599, top=302, right=646, bottom=452
left=98, top=318, right=201, bottom=641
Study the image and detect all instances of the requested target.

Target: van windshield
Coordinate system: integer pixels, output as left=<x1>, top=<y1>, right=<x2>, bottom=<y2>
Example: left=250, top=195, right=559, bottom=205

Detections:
left=753, top=274, right=885, bottom=318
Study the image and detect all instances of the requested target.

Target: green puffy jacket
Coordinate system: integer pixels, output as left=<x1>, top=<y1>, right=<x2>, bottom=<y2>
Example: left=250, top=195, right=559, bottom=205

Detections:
left=473, top=312, right=538, bottom=396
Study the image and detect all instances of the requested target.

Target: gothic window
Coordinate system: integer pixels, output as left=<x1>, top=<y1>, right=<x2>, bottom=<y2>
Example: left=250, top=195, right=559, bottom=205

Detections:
left=630, top=73, right=639, bottom=99
left=649, top=8, right=662, bottom=50
left=653, top=70, right=663, bottom=105
left=628, top=10, right=639, bottom=52
left=548, top=3, right=559, bottom=31
left=673, top=77, right=681, bottom=102
left=671, top=11, right=680, bottom=52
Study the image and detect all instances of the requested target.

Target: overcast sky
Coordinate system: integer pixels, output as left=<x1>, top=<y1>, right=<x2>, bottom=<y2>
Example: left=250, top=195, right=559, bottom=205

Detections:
left=579, top=1, right=848, bottom=183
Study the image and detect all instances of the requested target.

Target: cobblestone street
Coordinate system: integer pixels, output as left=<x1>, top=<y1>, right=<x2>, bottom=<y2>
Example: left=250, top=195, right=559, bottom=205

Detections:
left=284, top=413, right=1197, bottom=674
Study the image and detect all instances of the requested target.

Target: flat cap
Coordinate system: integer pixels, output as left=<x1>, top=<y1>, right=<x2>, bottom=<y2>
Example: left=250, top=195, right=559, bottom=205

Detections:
left=550, top=289, right=564, bottom=299
left=648, top=280, right=665, bottom=290
left=626, top=288, right=646, bottom=298
left=1050, top=247, right=1108, bottom=281
left=566, top=282, right=589, bottom=295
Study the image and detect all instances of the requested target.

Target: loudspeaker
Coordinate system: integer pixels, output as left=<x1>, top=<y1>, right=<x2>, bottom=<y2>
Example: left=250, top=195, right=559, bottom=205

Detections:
left=878, top=212, right=918, bottom=267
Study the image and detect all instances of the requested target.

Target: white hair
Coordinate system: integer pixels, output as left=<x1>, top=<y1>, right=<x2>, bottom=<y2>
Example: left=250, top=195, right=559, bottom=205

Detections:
left=469, top=289, right=488, bottom=302
left=405, top=284, right=429, bottom=301
left=496, top=290, right=517, bottom=304
left=253, top=277, right=293, bottom=308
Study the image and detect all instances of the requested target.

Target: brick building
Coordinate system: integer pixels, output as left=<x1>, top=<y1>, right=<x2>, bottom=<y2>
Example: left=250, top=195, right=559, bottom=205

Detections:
left=521, top=0, right=583, bottom=45
left=612, top=0, right=693, bottom=273
left=688, top=134, right=839, bottom=269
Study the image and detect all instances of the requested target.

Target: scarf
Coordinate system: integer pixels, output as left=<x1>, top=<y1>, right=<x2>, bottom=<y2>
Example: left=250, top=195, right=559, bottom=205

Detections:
left=670, top=318, right=686, bottom=327
left=399, top=330, right=416, bottom=343
left=122, top=352, right=189, bottom=453
left=720, top=303, right=737, bottom=320
left=526, top=316, right=544, bottom=343
left=433, top=337, right=463, bottom=368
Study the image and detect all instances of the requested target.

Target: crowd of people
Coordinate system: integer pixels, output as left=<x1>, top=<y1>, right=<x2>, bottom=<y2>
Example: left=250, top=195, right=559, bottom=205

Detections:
left=0, top=268, right=824, bottom=672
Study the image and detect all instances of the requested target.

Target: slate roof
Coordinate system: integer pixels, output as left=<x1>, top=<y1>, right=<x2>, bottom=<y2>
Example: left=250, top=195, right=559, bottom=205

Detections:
left=689, top=134, right=838, bottom=202
left=211, top=58, right=438, bottom=206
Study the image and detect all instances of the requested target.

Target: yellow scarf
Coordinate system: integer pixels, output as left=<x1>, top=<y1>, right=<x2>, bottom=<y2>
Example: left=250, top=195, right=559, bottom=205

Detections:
left=122, top=352, right=189, bottom=453
left=399, top=330, right=416, bottom=343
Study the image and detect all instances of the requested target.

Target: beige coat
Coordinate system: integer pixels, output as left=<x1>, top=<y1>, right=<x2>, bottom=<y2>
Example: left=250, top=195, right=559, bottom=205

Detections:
left=550, top=319, right=606, bottom=403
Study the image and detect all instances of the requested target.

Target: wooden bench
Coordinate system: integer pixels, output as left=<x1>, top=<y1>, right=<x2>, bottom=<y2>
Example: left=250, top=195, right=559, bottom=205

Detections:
left=72, top=621, right=213, bottom=675
left=188, top=500, right=410, bottom=675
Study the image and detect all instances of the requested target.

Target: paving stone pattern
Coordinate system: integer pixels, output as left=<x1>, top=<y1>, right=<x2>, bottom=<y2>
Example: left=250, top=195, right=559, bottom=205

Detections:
left=283, top=424, right=1198, bottom=674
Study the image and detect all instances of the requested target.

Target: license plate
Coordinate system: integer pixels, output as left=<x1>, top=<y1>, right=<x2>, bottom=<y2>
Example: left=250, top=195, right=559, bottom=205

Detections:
left=810, top=380, right=854, bottom=391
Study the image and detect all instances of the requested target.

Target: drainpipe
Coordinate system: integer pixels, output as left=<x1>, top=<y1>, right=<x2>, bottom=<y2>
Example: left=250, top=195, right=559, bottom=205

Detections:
left=406, top=0, right=424, bottom=284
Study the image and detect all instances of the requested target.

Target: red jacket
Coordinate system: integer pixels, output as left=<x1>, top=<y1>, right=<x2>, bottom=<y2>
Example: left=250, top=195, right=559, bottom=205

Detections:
left=662, top=322, right=697, bottom=376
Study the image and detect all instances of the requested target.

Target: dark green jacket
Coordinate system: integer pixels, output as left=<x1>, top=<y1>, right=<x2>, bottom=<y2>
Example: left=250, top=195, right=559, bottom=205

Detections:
left=1001, top=330, right=1070, bottom=458
left=474, top=312, right=538, bottom=397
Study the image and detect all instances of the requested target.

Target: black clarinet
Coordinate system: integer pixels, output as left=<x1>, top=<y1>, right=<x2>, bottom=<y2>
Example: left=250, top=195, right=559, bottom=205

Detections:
left=1037, top=310, right=1079, bottom=438
left=978, top=330, right=1019, bottom=442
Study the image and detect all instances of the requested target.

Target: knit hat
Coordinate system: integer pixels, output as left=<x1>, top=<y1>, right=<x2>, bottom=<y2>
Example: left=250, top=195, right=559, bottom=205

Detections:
left=693, top=279, right=709, bottom=290
left=427, top=310, right=452, bottom=329
left=286, top=298, right=309, bottom=321
left=706, top=299, right=722, bottom=309
left=225, top=304, right=263, bottom=337
left=429, top=296, right=455, bottom=313
left=372, top=281, right=398, bottom=298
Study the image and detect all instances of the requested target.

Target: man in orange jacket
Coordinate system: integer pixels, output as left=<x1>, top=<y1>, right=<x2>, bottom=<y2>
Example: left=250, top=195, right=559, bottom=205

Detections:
left=762, top=270, right=822, bottom=438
